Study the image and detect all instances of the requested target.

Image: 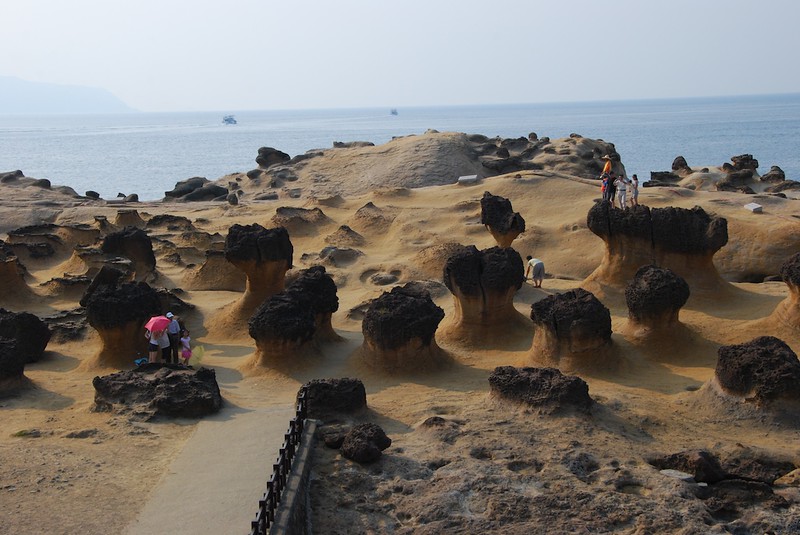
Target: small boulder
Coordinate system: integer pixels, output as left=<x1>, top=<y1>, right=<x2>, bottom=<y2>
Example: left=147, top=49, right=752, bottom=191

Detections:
left=340, top=423, right=392, bottom=464
left=0, top=309, right=51, bottom=363
left=256, top=147, right=291, bottom=169
left=301, top=378, right=367, bottom=418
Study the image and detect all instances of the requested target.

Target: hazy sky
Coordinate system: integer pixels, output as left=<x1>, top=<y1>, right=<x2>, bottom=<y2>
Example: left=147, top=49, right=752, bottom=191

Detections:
left=2, top=0, right=799, bottom=112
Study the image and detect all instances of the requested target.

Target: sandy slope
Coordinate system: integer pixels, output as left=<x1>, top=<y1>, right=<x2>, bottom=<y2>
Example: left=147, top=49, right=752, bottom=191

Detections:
left=1, top=166, right=799, bottom=533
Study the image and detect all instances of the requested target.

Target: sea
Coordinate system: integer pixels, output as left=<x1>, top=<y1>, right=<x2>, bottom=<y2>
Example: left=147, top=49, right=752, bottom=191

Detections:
left=1, top=93, right=799, bottom=201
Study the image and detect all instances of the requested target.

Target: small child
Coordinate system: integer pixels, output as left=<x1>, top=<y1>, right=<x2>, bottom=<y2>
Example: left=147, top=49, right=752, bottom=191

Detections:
left=179, top=329, right=192, bottom=365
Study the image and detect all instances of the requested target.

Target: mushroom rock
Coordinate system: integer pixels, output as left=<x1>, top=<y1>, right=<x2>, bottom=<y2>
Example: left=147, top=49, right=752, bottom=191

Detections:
left=79, top=265, right=126, bottom=307
left=270, top=206, right=330, bottom=236
left=223, top=224, right=293, bottom=321
left=246, top=290, right=316, bottom=368
left=585, top=202, right=729, bottom=295
left=759, top=165, right=785, bottom=184
left=480, top=191, right=526, bottom=248
left=360, top=283, right=446, bottom=373
left=0, top=338, right=28, bottom=393
left=528, top=288, right=614, bottom=372
left=92, top=364, right=222, bottom=420
left=114, top=209, right=145, bottom=228
left=182, top=249, right=246, bottom=292
left=730, top=154, right=759, bottom=172
left=256, top=147, right=291, bottom=169
left=440, top=245, right=527, bottom=344
left=83, top=281, right=162, bottom=369
left=0, top=245, right=33, bottom=303
left=340, top=423, right=392, bottom=464
left=671, top=156, right=691, bottom=175
left=101, top=226, right=156, bottom=280
left=0, top=309, right=51, bottom=363
left=712, top=336, right=800, bottom=412
left=488, top=366, right=593, bottom=414
left=288, top=266, right=341, bottom=342
left=301, top=378, right=367, bottom=419
left=623, top=265, right=690, bottom=337
left=769, top=253, right=800, bottom=331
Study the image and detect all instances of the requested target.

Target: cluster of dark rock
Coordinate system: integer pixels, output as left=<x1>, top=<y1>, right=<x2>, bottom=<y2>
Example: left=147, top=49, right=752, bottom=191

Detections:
left=0, top=308, right=51, bottom=389
left=480, top=191, right=526, bottom=248
left=488, top=366, right=592, bottom=413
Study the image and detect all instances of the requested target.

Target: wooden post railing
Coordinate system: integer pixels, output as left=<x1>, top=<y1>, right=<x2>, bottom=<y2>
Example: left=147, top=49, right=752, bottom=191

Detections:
left=248, top=388, right=308, bottom=535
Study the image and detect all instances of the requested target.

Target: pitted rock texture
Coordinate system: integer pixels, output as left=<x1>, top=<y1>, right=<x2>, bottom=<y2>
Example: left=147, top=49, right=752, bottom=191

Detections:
left=248, top=291, right=315, bottom=346
left=362, top=284, right=444, bottom=351
left=289, top=265, right=340, bottom=341
left=0, top=337, right=23, bottom=382
left=730, top=154, right=758, bottom=171
left=443, top=245, right=525, bottom=298
left=715, top=336, right=800, bottom=406
left=0, top=309, right=51, bottom=363
left=488, top=366, right=592, bottom=413
left=340, top=423, right=392, bottom=464
left=101, top=226, right=156, bottom=278
left=480, top=191, right=526, bottom=247
left=586, top=202, right=728, bottom=291
left=301, top=378, right=367, bottom=418
left=79, top=265, right=126, bottom=307
left=92, top=364, right=222, bottom=420
left=625, top=265, right=690, bottom=326
left=224, top=224, right=293, bottom=266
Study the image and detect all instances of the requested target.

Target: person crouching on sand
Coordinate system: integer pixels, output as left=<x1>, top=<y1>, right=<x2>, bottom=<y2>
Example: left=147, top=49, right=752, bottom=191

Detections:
left=525, top=256, right=545, bottom=288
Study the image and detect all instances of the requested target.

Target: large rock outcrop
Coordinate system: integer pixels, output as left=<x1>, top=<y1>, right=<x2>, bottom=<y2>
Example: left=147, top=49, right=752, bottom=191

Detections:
left=220, top=224, right=293, bottom=329
left=585, top=202, right=729, bottom=295
left=360, top=284, right=446, bottom=373
left=489, top=366, right=593, bottom=414
left=712, top=336, right=800, bottom=411
left=93, top=364, right=222, bottom=420
left=528, top=288, right=614, bottom=372
left=301, top=378, right=367, bottom=419
left=100, top=226, right=157, bottom=281
left=0, top=309, right=51, bottom=363
left=768, top=253, right=800, bottom=330
left=440, top=245, right=527, bottom=345
left=83, top=281, right=162, bottom=368
left=480, top=191, right=526, bottom=248
left=623, top=265, right=690, bottom=338
left=289, top=266, right=340, bottom=342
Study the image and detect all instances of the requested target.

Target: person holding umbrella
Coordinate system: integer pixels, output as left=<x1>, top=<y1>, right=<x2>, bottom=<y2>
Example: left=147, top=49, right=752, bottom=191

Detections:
left=144, top=315, right=171, bottom=364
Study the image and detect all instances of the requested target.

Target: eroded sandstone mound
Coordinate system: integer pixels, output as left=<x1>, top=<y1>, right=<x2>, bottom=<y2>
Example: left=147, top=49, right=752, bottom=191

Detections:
left=624, top=265, right=690, bottom=336
left=480, top=191, right=526, bottom=248
left=360, top=284, right=446, bottom=373
left=0, top=243, right=33, bottom=303
left=222, top=224, right=293, bottom=323
left=101, top=226, right=156, bottom=281
left=441, top=245, right=527, bottom=344
left=488, top=366, right=592, bottom=414
left=271, top=206, right=330, bottom=236
left=92, top=364, right=222, bottom=420
left=585, top=202, right=728, bottom=294
left=528, top=288, right=614, bottom=372
left=182, top=249, right=246, bottom=292
left=769, top=253, right=800, bottom=330
left=0, top=308, right=51, bottom=363
left=83, top=281, right=162, bottom=368
left=113, top=209, right=145, bottom=228
left=713, top=336, right=800, bottom=409
left=301, top=378, right=367, bottom=419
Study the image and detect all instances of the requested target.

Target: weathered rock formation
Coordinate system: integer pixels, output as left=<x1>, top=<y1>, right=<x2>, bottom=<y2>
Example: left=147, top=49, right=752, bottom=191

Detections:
left=623, top=265, right=690, bottom=336
left=182, top=249, right=246, bottom=292
left=255, top=147, right=291, bottom=169
left=360, top=284, right=446, bottom=373
left=6, top=223, right=99, bottom=266
left=247, top=290, right=316, bottom=367
left=528, top=288, right=614, bottom=372
left=114, top=209, right=145, bottom=228
left=83, top=281, right=162, bottom=368
left=480, top=191, right=526, bottom=247
left=288, top=266, right=340, bottom=342
left=585, top=202, right=729, bottom=294
left=93, top=364, right=222, bottom=420
left=441, top=245, right=527, bottom=344
left=713, top=336, right=800, bottom=410
left=101, top=226, right=157, bottom=280
left=271, top=206, right=330, bottom=237
left=0, top=338, right=27, bottom=392
left=223, top=224, right=293, bottom=321
left=0, top=243, right=33, bottom=303
left=488, top=366, right=592, bottom=414
left=671, top=156, right=691, bottom=175
left=340, top=423, right=392, bottom=464
left=301, top=378, right=367, bottom=419
left=0, top=309, right=51, bottom=363
left=759, top=165, right=785, bottom=184
left=768, top=253, right=800, bottom=330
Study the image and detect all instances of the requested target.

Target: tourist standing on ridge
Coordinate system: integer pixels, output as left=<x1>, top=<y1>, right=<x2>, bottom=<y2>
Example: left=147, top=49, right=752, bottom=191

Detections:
left=615, top=174, right=629, bottom=210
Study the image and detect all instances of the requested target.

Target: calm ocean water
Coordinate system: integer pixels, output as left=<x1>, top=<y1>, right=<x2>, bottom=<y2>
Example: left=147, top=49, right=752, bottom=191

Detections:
left=1, top=94, right=798, bottom=201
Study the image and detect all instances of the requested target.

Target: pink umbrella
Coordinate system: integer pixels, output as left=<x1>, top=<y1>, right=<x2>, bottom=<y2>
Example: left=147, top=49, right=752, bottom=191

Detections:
left=144, top=315, right=170, bottom=333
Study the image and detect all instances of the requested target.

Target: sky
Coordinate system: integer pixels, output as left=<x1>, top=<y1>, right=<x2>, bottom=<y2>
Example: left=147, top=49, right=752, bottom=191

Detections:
left=2, top=0, right=799, bottom=112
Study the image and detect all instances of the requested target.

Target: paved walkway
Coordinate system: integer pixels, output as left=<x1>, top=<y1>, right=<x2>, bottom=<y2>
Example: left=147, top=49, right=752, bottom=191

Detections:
left=125, top=406, right=295, bottom=535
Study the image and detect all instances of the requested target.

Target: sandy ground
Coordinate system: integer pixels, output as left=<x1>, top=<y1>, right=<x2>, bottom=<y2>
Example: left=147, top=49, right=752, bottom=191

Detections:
left=1, top=166, right=799, bottom=533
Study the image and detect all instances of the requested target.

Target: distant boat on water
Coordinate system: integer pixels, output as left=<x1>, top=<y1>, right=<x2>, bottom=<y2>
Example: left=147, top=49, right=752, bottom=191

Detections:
left=390, top=108, right=398, bottom=116
left=222, top=115, right=237, bottom=125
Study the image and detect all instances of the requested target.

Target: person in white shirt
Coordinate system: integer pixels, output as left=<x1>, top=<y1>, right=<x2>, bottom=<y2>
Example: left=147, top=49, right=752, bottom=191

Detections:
left=615, top=175, right=629, bottom=210
left=525, top=256, right=545, bottom=288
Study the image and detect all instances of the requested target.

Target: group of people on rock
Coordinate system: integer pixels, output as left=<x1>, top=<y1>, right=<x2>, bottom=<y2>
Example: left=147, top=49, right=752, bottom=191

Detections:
left=600, top=156, right=639, bottom=209
left=144, top=312, right=192, bottom=365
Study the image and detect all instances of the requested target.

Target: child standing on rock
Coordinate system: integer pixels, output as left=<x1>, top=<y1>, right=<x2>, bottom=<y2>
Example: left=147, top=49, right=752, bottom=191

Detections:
left=179, top=329, right=192, bottom=365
